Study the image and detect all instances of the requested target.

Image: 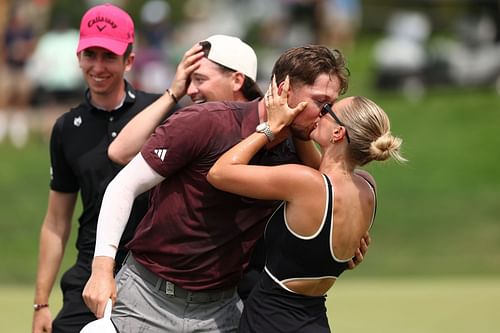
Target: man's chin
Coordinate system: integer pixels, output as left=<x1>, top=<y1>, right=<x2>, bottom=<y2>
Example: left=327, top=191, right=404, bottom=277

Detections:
left=290, top=127, right=311, bottom=141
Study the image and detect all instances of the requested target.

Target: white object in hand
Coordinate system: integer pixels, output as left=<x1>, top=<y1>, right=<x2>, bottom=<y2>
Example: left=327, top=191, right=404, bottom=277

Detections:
left=80, top=299, right=116, bottom=333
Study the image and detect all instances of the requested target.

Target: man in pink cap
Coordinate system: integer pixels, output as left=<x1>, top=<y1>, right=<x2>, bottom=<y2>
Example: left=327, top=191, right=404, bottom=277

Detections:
left=32, top=4, right=164, bottom=332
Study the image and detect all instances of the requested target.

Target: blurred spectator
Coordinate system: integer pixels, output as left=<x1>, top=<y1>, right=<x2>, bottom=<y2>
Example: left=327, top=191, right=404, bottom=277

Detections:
left=0, top=2, right=36, bottom=148
left=465, top=0, right=500, bottom=42
left=284, top=0, right=318, bottom=45
left=131, top=0, right=175, bottom=93
left=27, top=16, right=83, bottom=106
left=373, top=10, right=431, bottom=100
left=0, top=1, right=9, bottom=37
left=139, top=0, right=172, bottom=49
left=244, top=0, right=290, bottom=82
left=429, top=13, right=500, bottom=91
left=317, top=0, right=362, bottom=53
left=180, top=0, right=249, bottom=42
left=373, top=2, right=500, bottom=96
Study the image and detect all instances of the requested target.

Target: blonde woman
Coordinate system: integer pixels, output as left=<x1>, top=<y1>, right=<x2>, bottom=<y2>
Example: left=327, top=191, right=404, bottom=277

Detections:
left=208, top=77, right=406, bottom=332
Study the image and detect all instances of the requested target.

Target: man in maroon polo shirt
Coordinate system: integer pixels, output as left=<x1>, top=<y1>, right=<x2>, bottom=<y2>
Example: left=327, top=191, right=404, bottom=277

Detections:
left=83, top=45, right=351, bottom=332
left=106, top=34, right=278, bottom=302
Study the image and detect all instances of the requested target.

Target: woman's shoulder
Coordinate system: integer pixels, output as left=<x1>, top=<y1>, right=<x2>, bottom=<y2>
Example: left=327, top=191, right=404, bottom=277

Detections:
left=354, top=169, right=377, bottom=191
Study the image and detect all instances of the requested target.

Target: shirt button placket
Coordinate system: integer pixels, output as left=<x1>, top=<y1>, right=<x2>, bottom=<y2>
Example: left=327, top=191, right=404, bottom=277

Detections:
left=109, top=115, right=117, bottom=139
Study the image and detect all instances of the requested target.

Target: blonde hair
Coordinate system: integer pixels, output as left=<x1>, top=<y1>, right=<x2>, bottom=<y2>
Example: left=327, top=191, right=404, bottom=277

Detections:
left=338, top=96, right=407, bottom=166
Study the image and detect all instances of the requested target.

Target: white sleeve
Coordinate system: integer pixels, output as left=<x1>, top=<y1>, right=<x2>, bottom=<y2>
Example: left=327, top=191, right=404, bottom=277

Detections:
left=94, top=153, right=165, bottom=258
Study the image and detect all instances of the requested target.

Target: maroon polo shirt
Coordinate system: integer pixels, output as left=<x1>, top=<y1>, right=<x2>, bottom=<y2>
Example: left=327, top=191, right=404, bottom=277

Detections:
left=129, top=99, right=300, bottom=291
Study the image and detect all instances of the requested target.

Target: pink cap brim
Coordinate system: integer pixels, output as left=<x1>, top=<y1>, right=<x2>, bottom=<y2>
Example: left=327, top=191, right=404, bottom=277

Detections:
left=77, top=37, right=128, bottom=55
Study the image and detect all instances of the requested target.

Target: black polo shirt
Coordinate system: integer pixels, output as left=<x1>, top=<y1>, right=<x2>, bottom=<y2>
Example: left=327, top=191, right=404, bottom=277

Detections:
left=49, top=81, right=161, bottom=264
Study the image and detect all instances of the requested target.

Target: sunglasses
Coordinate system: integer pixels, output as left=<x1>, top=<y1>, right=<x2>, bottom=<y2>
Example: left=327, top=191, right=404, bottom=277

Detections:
left=320, top=104, right=351, bottom=143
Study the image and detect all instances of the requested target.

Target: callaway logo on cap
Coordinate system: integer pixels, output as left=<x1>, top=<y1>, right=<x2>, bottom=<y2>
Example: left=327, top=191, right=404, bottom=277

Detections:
left=76, top=3, right=134, bottom=55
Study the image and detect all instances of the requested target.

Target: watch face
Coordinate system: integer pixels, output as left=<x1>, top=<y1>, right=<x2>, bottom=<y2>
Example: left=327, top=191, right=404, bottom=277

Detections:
left=255, top=122, right=273, bottom=142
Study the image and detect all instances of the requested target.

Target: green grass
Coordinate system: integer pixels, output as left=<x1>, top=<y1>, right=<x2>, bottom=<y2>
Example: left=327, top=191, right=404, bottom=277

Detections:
left=358, top=89, right=500, bottom=277
left=341, top=36, right=500, bottom=277
left=327, top=277, right=500, bottom=332
left=2, top=278, right=499, bottom=332
left=0, top=137, right=79, bottom=284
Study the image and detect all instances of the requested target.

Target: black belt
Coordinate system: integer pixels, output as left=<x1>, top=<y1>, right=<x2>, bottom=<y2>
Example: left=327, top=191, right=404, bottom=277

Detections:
left=125, top=254, right=236, bottom=304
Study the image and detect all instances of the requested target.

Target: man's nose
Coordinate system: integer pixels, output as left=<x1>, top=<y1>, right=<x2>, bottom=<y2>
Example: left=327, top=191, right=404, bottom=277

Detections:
left=186, top=81, right=198, bottom=96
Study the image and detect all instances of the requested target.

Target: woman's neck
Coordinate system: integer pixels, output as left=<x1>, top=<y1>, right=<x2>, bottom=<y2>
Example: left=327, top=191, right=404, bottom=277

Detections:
left=319, top=149, right=355, bottom=177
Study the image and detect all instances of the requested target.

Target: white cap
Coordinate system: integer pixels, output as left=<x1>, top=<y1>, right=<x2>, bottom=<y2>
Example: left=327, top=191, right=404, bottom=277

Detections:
left=203, top=34, right=257, bottom=82
left=80, top=299, right=116, bottom=333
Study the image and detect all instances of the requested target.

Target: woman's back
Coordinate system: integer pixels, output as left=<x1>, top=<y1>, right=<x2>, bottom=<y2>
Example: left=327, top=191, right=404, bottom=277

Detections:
left=266, top=171, right=376, bottom=296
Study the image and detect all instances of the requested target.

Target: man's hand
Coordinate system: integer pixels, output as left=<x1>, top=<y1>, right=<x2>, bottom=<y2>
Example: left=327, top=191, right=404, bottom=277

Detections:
left=32, top=307, right=52, bottom=333
left=82, top=256, right=116, bottom=318
left=347, top=232, right=371, bottom=270
left=169, top=43, right=204, bottom=100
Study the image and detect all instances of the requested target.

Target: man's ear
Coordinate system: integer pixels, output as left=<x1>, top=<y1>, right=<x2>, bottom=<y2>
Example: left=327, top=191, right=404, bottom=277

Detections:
left=232, top=72, right=245, bottom=92
left=277, top=81, right=284, bottom=96
left=124, top=53, right=135, bottom=73
left=277, top=78, right=292, bottom=96
left=77, top=52, right=82, bottom=68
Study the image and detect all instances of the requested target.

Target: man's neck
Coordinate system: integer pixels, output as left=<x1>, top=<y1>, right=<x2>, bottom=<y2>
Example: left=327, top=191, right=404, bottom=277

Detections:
left=91, top=89, right=126, bottom=111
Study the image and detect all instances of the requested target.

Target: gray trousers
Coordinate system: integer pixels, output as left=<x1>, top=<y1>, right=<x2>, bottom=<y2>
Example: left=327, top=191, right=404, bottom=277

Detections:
left=111, top=256, right=243, bottom=332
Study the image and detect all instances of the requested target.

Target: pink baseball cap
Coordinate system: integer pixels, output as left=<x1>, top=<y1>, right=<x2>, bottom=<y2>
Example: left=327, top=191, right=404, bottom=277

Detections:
left=77, top=3, right=134, bottom=55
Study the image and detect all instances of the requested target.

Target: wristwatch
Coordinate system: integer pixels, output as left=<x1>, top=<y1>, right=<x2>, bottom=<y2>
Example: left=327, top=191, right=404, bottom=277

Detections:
left=256, top=122, right=275, bottom=142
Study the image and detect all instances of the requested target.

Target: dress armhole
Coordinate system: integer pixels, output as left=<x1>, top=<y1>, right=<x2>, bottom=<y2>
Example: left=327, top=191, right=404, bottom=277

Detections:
left=360, top=177, right=377, bottom=229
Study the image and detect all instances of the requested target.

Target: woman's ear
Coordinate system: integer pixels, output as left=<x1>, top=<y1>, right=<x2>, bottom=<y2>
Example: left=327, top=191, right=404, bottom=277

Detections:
left=331, top=127, right=347, bottom=143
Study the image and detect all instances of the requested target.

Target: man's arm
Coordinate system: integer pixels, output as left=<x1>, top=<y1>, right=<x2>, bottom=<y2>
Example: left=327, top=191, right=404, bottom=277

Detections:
left=82, top=153, right=164, bottom=318
left=347, top=232, right=371, bottom=269
left=108, top=92, right=177, bottom=165
left=32, top=191, right=77, bottom=333
left=108, top=43, right=204, bottom=165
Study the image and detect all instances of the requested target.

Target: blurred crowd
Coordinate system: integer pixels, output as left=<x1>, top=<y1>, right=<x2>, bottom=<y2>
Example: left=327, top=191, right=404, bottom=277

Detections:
left=0, top=0, right=499, bottom=148
left=0, top=0, right=364, bottom=147
left=373, top=1, right=500, bottom=100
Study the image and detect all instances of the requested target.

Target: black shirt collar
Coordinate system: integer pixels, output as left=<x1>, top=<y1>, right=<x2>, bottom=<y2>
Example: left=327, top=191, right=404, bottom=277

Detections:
left=83, top=80, right=137, bottom=111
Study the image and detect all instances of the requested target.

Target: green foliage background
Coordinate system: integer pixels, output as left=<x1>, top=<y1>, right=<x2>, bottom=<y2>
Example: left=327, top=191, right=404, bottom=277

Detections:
left=0, top=36, right=499, bottom=332
left=1, top=36, right=500, bottom=284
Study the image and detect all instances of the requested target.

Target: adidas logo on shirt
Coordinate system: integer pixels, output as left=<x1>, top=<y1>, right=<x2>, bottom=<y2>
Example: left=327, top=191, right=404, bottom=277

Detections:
left=154, top=148, right=168, bottom=161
